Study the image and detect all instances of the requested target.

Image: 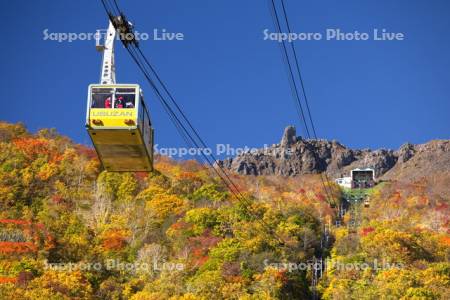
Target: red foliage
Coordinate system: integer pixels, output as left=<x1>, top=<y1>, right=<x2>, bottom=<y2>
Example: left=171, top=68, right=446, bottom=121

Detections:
left=189, top=230, right=221, bottom=249
left=189, top=230, right=221, bottom=267
left=360, top=227, right=375, bottom=236
left=134, top=172, right=148, bottom=181
left=315, top=193, right=326, bottom=202
left=74, top=144, right=98, bottom=160
left=52, top=195, right=64, bottom=204
left=435, top=202, right=449, bottom=212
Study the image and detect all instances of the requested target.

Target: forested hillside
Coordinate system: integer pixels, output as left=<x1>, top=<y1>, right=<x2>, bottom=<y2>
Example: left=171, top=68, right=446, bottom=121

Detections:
left=319, top=181, right=449, bottom=299
left=0, top=122, right=448, bottom=299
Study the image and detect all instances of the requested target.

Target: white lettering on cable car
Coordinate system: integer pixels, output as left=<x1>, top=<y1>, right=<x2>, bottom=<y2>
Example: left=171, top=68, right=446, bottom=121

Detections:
left=92, top=111, right=133, bottom=117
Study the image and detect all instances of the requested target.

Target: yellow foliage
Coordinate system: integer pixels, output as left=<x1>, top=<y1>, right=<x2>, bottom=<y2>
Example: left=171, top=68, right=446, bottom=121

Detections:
left=37, top=162, right=58, bottom=181
left=21, top=167, right=34, bottom=186
left=333, top=227, right=349, bottom=240
left=137, top=185, right=167, bottom=202
left=170, top=293, right=205, bottom=300
left=252, top=267, right=285, bottom=298
left=24, top=270, right=93, bottom=299
left=130, top=291, right=168, bottom=300
left=146, top=194, right=186, bottom=220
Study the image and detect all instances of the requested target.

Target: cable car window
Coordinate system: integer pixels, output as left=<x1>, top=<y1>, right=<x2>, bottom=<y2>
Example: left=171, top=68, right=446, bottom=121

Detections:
left=115, top=88, right=136, bottom=109
left=115, top=93, right=135, bottom=108
left=91, top=88, right=113, bottom=108
left=116, top=88, right=135, bottom=93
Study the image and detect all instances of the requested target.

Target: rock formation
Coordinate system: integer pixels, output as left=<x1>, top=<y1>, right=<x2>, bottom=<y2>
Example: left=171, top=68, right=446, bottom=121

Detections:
left=217, top=126, right=450, bottom=180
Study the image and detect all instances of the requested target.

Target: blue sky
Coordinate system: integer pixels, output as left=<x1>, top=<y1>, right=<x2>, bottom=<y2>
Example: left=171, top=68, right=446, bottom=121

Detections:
left=0, top=0, right=449, bottom=157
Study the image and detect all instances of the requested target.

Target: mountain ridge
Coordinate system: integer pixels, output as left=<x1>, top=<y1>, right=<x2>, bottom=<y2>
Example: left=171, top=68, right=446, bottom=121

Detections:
left=218, top=126, right=450, bottom=182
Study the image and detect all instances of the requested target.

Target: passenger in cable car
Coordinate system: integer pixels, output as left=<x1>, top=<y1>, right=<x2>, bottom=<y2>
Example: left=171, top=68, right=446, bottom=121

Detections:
left=125, top=99, right=134, bottom=108
left=116, top=96, right=124, bottom=108
left=105, top=97, right=112, bottom=108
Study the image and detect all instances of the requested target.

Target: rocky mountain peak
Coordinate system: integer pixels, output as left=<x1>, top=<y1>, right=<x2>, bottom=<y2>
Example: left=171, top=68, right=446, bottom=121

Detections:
left=218, top=126, right=450, bottom=180
left=280, top=125, right=298, bottom=147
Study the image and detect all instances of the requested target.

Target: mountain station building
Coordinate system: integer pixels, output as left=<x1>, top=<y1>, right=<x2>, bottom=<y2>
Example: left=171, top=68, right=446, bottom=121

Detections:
left=335, top=167, right=376, bottom=189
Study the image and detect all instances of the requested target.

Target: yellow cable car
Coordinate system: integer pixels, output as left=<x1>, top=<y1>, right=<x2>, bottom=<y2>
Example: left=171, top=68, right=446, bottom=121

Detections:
left=86, top=84, right=153, bottom=172
left=85, top=21, right=153, bottom=172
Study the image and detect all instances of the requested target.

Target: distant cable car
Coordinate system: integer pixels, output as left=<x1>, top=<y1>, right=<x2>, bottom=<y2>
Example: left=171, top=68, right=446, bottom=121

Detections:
left=86, top=21, right=153, bottom=172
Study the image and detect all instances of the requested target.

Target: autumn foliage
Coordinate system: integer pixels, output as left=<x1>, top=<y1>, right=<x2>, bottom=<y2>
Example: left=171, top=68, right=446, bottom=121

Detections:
left=0, top=122, right=448, bottom=299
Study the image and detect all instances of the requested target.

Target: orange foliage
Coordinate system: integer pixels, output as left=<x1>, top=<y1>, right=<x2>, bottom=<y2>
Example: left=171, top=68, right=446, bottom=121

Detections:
left=102, top=229, right=129, bottom=251
left=0, top=242, right=37, bottom=253
left=0, top=220, right=54, bottom=252
left=0, top=219, right=33, bottom=225
left=194, top=255, right=209, bottom=267
left=12, top=137, right=65, bottom=165
left=170, top=221, right=189, bottom=231
left=275, top=270, right=289, bottom=284
left=13, top=137, right=51, bottom=159
left=439, top=236, right=450, bottom=247
left=176, top=171, right=200, bottom=181
left=0, top=276, right=18, bottom=284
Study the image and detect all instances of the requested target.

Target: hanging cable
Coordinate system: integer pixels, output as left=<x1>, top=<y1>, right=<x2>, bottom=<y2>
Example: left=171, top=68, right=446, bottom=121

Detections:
left=268, top=0, right=335, bottom=206
left=278, top=0, right=336, bottom=202
left=99, top=0, right=287, bottom=245
left=267, top=0, right=311, bottom=139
